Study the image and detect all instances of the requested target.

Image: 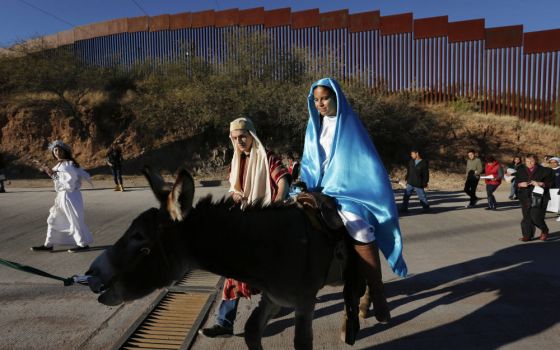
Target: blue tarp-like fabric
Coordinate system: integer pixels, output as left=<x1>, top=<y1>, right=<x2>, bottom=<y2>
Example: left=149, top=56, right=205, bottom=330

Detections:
left=300, top=78, right=407, bottom=277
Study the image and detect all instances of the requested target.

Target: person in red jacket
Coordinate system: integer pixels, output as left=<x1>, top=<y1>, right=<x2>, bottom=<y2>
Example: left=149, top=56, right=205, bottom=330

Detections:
left=483, top=156, right=503, bottom=210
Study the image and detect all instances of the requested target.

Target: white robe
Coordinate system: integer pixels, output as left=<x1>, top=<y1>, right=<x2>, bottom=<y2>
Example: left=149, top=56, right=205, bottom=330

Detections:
left=319, top=116, right=376, bottom=243
left=547, top=166, right=560, bottom=213
left=44, top=161, right=93, bottom=247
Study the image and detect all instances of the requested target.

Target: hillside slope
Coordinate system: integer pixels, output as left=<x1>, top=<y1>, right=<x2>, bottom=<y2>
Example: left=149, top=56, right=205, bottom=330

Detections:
left=1, top=94, right=559, bottom=183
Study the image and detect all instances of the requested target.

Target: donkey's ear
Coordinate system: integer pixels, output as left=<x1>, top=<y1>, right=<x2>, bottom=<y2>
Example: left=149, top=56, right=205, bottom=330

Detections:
left=142, top=166, right=169, bottom=205
left=167, top=169, right=195, bottom=222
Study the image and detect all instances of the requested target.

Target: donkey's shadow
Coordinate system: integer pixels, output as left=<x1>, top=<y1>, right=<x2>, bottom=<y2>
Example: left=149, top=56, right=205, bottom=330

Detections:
left=263, top=295, right=345, bottom=337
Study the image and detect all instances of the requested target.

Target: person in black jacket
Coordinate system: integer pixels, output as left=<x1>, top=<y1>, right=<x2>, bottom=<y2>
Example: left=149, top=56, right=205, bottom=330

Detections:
left=516, top=154, right=554, bottom=242
left=106, top=142, right=124, bottom=192
left=0, top=152, right=7, bottom=193
left=400, top=149, right=430, bottom=213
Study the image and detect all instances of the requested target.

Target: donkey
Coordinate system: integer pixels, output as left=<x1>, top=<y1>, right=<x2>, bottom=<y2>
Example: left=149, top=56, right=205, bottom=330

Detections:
left=85, top=168, right=367, bottom=350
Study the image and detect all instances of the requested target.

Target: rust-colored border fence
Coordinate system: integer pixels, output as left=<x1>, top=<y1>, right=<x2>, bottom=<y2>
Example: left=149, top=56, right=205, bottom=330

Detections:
left=40, top=7, right=560, bottom=125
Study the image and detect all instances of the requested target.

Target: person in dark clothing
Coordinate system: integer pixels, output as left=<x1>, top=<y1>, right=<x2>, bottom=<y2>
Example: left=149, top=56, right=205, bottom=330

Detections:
left=508, top=156, right=523, bottom=200
left=286, top=152, right=300, bottom=181
left=516, top=154, right=554, bottom=242
left=106, top=143, right=124, bottom=192
left=400, top=149, right=430, bottom=213
left=0, top=153, right=7, bottom=193
left=464, top=149, right=483, bottom=208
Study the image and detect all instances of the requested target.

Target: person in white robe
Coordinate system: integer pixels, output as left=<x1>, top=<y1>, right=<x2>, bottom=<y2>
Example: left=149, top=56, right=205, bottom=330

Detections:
left=31, top=140, right=93, bottom=253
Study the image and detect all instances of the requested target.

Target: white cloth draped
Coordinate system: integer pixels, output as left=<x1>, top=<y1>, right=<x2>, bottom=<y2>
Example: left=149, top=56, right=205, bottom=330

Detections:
left=44, top=161, right=93, bottom=247
left=229, top=131, right=272, bottom=210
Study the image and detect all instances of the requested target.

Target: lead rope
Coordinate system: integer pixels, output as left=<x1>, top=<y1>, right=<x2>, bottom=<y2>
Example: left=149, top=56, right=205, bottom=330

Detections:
left=0, top=257, right=89, bottom=286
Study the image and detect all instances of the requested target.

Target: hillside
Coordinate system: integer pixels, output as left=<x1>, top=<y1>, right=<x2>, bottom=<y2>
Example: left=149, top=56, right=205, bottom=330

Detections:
left=1, top=92, right=559, bottom=185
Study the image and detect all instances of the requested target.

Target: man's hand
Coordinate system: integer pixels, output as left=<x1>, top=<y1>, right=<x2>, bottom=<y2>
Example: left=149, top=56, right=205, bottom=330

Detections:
left=232, top=192, right=243, bottom=203
left=518, top=181, right=528, bottom=188
left=232, top=192, right=244, bottom=204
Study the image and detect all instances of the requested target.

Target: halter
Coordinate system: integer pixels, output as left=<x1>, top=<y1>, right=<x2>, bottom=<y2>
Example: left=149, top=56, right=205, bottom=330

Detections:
left=100, top=217, right=175, bottom=293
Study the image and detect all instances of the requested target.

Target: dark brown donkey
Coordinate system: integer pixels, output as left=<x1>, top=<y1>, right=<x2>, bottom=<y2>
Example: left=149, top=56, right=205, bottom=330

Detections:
left=85, top=168, right=367, bottom=350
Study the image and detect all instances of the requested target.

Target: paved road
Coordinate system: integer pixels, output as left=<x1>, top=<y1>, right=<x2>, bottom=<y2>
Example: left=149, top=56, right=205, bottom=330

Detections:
left=1, top=185, right=559, bottom=349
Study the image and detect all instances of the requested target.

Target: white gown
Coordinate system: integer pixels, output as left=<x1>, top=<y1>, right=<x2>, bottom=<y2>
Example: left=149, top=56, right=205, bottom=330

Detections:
left=319, top=116, right=376, bottom=243
left=44, top=161, right=93, bottom=247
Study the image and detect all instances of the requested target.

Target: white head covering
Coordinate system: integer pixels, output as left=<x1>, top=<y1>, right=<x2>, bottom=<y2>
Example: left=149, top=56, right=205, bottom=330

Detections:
left=228, top=117, right=272, bottom=209
left=48, top=140, right=72, bottom=154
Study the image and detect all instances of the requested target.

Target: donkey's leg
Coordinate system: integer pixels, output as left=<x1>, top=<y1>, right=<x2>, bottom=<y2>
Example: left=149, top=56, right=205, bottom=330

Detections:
left=294, top=301, right=315, bottom=350
left=244, top=294, right=281, bottom=350
left=341, top=254, right=365, bottom=345
left=359, top=285, right=371, bottom=318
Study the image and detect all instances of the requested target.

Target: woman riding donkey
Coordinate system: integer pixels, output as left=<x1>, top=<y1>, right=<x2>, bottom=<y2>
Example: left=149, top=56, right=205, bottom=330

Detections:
left=299, top=78, right=408, bottom=327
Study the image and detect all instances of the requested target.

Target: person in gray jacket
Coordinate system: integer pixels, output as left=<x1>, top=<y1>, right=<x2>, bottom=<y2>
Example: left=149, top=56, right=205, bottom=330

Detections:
left=464, top=149, right=483, bottom=208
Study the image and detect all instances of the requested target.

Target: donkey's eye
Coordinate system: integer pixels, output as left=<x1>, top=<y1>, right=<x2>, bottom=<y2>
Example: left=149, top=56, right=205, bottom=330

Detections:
left=131, top=232, right=144, bottom=241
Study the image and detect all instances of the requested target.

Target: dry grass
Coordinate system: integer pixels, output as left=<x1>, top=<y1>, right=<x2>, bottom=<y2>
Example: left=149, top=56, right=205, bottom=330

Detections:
left=426, top=104, right=560, bottom=166
left=77, top=90, right=109, bottom=107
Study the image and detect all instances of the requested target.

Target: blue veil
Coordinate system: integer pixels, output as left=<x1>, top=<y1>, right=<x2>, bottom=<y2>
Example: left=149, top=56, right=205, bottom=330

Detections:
left=300, top=78, right=407, bottom=277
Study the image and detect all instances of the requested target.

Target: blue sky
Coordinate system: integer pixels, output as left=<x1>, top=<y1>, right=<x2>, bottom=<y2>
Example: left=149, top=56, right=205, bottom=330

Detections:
left=1, top=0, right=559, bottom=47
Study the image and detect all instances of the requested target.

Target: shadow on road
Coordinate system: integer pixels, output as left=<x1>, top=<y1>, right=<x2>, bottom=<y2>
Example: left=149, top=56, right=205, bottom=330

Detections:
left=49, top=245, right=112, bottom=253
left=357, top=241, right=560, bottom=349
left=263, top=241, right=560, bottom=348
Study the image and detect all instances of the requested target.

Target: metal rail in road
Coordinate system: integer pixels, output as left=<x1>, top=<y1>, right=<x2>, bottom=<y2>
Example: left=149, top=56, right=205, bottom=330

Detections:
left=114, top=270, right=223, bottom=350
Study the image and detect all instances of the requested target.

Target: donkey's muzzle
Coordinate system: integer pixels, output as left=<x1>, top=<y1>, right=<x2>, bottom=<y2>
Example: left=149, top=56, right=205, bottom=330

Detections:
left=86, top=275, right=106, bottom=294
left=85, top=251, right=115, bottom=292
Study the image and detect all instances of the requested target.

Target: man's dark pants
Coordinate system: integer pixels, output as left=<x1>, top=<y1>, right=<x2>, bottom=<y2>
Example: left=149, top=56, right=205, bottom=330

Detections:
left=520, top=198, right=549, bottom=239
left=111, top=166, right=123, bottom=185
left=486, top=184, right=499, bottom=209
left=464, top=175, right=479, bottom=205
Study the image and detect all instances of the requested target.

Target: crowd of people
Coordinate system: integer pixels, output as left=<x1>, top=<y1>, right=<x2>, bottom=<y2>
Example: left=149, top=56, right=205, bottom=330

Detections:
left=392, top=149, right=559, bottom=241
left=460, top=151, right=559, bottom=241
left=7, top=79, right=556, bottom=253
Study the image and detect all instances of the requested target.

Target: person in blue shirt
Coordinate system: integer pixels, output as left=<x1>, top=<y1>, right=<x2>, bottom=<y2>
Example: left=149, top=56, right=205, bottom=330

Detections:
left=299, top=78, right=407, bottom=323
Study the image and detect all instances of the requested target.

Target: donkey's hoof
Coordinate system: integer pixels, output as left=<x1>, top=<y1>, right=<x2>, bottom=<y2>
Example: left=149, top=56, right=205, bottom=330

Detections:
left=358, top=300, right=370, bottom=319
left=374, top=305, right=391, bottom=324
left=372, top=291, right=391, bottom=323
left=339, top=319, right=346, bottom=342
left=359, top=308, right=368, bottom=319
left=359, top=286, right=371, bottom=319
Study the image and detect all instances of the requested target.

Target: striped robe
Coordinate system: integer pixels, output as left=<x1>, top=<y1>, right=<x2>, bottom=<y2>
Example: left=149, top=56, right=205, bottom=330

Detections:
left=223, top=150, right=290, bottom=300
